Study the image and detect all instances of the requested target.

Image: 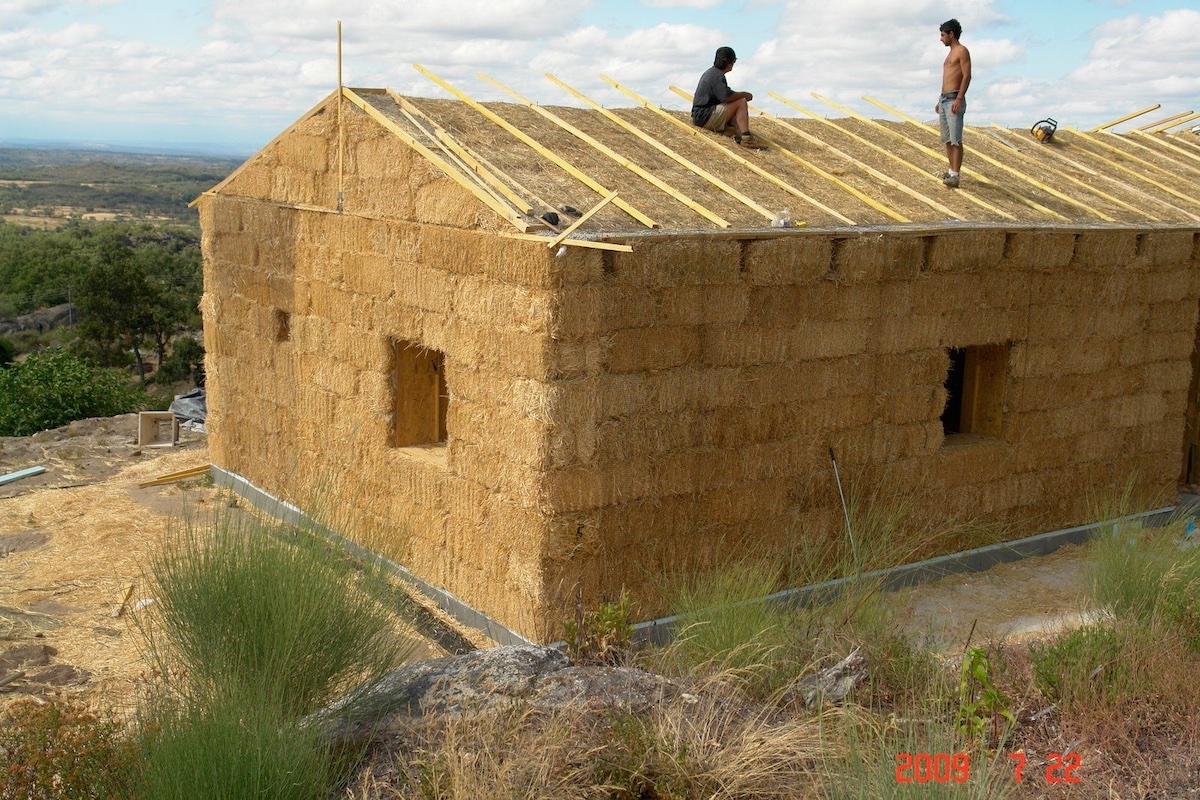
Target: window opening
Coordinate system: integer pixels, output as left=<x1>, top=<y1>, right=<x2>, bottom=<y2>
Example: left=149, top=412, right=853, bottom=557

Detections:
left=941, top=344, right=1008, bottom=440
left=390, top=339, right=448, bottom=447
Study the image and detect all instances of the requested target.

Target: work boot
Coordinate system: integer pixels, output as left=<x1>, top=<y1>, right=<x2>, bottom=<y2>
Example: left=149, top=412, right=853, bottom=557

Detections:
left=738, top=132, right=768, bottom=151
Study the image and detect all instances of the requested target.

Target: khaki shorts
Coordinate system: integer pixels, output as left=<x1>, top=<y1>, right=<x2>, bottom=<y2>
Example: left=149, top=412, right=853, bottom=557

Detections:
left=702, top=104, right=731, bottom=132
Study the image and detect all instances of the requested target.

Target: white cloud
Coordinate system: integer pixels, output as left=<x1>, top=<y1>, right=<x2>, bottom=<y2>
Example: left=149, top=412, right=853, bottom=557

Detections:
left=641, top=0, right=724, bottom=8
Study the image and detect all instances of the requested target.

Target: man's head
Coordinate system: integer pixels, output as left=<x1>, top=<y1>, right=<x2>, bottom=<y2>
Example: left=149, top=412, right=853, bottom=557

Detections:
left=939, top=19, right=962, bottom=44
left=714, top=46, right=737, bottom=71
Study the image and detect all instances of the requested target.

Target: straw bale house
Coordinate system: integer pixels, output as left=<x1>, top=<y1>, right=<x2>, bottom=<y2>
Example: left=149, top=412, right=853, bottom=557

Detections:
left=197, top=79, right=1200, bottom=643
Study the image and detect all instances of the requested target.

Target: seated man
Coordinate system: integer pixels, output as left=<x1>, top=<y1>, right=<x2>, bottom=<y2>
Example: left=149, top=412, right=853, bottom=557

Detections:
left=691, top=46, right=767, bottom=150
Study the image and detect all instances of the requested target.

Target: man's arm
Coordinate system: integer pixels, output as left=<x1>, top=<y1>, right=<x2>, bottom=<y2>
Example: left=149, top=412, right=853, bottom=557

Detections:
left=951, top=47, right=971, bottom=114
left=726, top=90, right=754, bottom=102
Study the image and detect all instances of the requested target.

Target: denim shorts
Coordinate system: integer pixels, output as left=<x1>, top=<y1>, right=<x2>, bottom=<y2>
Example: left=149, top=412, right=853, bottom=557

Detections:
left=938, top=92, right=965, bottom=145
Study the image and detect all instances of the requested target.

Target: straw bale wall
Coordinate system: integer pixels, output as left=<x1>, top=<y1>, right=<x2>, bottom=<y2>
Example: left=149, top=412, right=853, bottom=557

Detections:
left=535, top=227, right=1200, bottom=632
left=202, top=92, right=1200, bottom=642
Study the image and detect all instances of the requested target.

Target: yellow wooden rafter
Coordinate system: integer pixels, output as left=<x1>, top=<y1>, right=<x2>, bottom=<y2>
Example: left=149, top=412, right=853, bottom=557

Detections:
left=1135, top=111, right=1194, bottom=131
left=480, top=73, right=730, bottom=228
left=386, top=90, right=535, bottom=215
left=863, top=96, right=1097, bottom=221
left=413, top=64, right=658, bottom=229
left=503, top=232, right=632, bottom=252
left=775, top=92, right=1013, bottom=220
left=985, top=125, right=1163, bottom=221
left=1062, top=127, right=1200, bottom=208
left=667, top=85, right=912, bottom=222
left=1153, top=112, right=1200, bottom=133
left=342, top=87, right=531, bottom=231
left=547, top=192, right=619, bottom=248
left=1124, top=128, right=1200, bottom=172
left=1090, top=104, right=1160, bottom=132
left=810, top=93, right=1064, bottom=221
left=602, top=74, right=851, bottom=224
left=545, top=73, right=777, bottom=223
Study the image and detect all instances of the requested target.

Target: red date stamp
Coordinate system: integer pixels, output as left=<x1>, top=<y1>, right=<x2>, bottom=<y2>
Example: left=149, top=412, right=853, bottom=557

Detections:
left=895, top=752, right=1083, bottom=784
left=895, top=753, right=971, bottom=784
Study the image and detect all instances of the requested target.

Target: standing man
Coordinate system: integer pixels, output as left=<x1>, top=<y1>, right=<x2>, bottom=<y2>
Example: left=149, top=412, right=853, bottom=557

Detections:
left=691, top=46, right=768, bottom=150
left=935, top=19, right=971, bottom=187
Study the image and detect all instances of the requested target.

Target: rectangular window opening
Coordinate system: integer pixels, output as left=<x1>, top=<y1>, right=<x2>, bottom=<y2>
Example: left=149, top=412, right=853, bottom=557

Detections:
left=390, top=339, right=448, bottom=448
left=941, top=344, right=1008, bottom=442
left=274, top=309, right=290, bottom=343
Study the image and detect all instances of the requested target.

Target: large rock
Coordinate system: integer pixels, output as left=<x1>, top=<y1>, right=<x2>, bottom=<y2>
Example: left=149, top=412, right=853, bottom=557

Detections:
left=311, top=645, right=685, bottom=745
left=0, top=304, right=76, bottom=335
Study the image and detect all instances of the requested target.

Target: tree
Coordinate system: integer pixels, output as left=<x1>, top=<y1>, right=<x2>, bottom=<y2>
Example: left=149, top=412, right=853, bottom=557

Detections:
left=0, top=348, right=147, bottom=436
left=75, top=227, right=158, bottom=380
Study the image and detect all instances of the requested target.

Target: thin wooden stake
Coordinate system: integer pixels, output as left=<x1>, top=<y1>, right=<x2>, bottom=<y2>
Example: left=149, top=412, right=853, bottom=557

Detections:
left=546, top=192, right=619, bottom=248
left=336, top=21, right=344, bottom=213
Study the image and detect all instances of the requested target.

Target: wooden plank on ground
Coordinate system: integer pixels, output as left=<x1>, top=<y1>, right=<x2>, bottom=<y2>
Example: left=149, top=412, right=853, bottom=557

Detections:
left=136, top=465, right=210, bottom=488
left=0, top=466, right=46, bottom=487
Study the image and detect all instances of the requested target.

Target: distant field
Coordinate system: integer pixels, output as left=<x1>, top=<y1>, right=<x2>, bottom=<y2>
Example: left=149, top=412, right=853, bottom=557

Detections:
left=0, top=147, right=241, bottom=229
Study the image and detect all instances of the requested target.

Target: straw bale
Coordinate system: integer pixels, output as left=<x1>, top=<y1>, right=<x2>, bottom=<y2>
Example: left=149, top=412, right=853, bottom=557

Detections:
left=276, top=133, right=330, bottom=173
left=270, top=166, right=319, bottom=207
left=353, top=129, right=415, bottom=181
left=830, top=236, right=887, bottom=283
left=740, top=236, right=833, bottom=285
left=930, top=441, right=1013, bottom=488
left=1106, top=393, right=1171, bottom=428
left=548, top=339, right=604, bottom=378
left=1117, top=329, right=1193, bottom=366
left=700, top=437, right=826, bottom=489
left=1070, top=231, right=1139, bottom=269
left=659, top=284, right=750, bottom=327
left=607, top=326, right=700, bottom=373
left=384, top=263, right=447, bottom=313
left=450, top=399, right=551, bottom=468
left=1144, top=267, right=1194, bottom=303
left=1124, top=422, right=1184, bottom=455
left=746, top=282, right=882, bottom=326
left=213, top=230, right=259, bottom=267
left=1073, top=428, right=1123, bottom=463
left=307, top=281, right=353, bottom=326
left=450, top=273, right=553, bottom=334
left=869, top=422, right=936, bottom=461
left=878, top=237, right=929, bottom=281
left=909, top=273, right=982, bottom=315
left=448, top=440, right=543, bottom=508
left=790, top=320, right=871, bottom=360
left=692, top=480, right=798, bottom=525
left=1139, top=230, right=1196, bottom=269
left=877, top=281, right=915, bottom=317
left=1000, top=230, right=1076, bottom=271
left=1147, top=299, right=1197, bottom=333
left=943, top=309, right=1018, bottom=344
left=702, top=326, right=793, bottom=366
left=876, top=386, right=943, bottom=426
left=542, top=459, right=655, bottom=513
left=418, top=227, right=555, bottom=288
left=870, top=314, right=944, bottom=355
left=924, top=230, right=1006, bottom=273
left=1003, top=438, right=1080, bottom=474
left=343, top=252, right=393, bottom=297
left=873, top=351, right=948, bottom=391
left=291, top=313, right=332, bottom=352
left=975, top=477, right=1026, bottom=514
left=224, top=163, right=274, bottom=200
left=1139, top=360, right=1192, bottom=394
left=608, top=239, right=741, bottom=287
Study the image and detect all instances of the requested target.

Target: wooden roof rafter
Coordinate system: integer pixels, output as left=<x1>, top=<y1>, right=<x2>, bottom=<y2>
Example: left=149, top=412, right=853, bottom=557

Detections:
left=341, top=87, right=533, bottom=231
left=1123, top=127, right=1200, bottom=171
left=413, top=63, right=659, bottom=229
left=602, top=74, right=855, bottom=225
left=1135, top=111, right=1195, bottom=131
left=1090, top=104, right=1160, bottom=132
left=1154, top=113, right=1200, bottom=133
left=777, top=92, right=1012, bottom=220
left=863, top=96, right=1098, bottom=222
left=985, top=125, right=1163, bottom=222
left=809, top=93, right=1062, bottom=220
left=1060, top=127, right=1200, bottom=210
left=667, top=85, right=911, bottom=223
left=478, top=72, right=731, bottom=228
left=544, top=73, right=779, bottom=224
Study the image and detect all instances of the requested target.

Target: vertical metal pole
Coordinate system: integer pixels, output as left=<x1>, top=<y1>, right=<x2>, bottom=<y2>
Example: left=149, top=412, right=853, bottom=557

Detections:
left=830, top=447, right=857, bottom=563
left=336, top=20, right=344, bottom=213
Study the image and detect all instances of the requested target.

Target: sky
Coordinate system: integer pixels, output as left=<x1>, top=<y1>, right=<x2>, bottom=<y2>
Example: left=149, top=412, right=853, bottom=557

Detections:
left=1, top=0, right=1198, bottom=156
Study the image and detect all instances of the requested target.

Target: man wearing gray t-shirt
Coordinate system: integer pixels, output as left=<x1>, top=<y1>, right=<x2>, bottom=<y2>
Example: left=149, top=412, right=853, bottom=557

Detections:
left=691, top=46, right=767, bottom=150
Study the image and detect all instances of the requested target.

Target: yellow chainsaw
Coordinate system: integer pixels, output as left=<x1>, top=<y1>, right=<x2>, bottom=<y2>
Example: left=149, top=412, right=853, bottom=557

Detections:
left=1030, top=118, right=1057, bottom=143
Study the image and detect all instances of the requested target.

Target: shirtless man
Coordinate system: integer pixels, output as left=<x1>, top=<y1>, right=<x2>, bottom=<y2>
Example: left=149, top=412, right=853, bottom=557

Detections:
left=691, top=46, right=767, bottom=150
left=935, top=19, right=971, bottom=188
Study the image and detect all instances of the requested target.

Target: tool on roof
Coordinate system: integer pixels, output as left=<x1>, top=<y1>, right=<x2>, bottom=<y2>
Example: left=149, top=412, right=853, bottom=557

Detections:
left=1031, top=118, right=1058, bottom=143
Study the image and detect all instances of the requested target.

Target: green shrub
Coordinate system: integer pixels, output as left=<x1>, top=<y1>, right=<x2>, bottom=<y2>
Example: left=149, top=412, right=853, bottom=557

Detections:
left=564, top=591, right=634, bottom=666
left=0, top=697, right=136, bottom=799
left=134, top=691, right=334, bottom=800
left=0, top=336, right=13, bottom=367
left=141, top=506, right=405, bottom=716
left=1030, top=625, right=1129, bottom=703
left=0, top=347, right=147, bottom=436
